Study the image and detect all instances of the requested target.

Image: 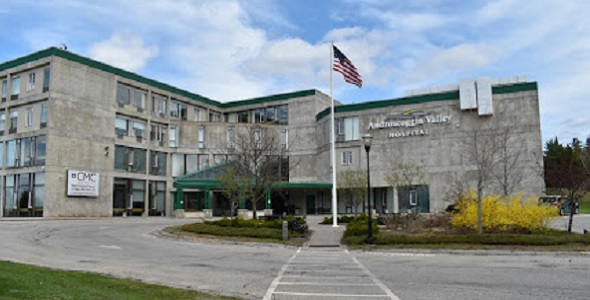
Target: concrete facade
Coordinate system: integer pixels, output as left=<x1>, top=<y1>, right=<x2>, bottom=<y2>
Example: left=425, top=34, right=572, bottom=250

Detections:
left=0, top=48, right=544, bottom=218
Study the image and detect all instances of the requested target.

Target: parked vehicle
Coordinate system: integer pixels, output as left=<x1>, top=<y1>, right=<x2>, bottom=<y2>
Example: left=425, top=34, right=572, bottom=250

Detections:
left=538, top=195, right=579, bottom=216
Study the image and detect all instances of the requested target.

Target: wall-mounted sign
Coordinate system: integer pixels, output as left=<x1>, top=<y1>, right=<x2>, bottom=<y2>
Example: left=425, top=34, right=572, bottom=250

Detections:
left=368, top=110, right=452, bottom=138
left=67, top=170, right=100, bottom=197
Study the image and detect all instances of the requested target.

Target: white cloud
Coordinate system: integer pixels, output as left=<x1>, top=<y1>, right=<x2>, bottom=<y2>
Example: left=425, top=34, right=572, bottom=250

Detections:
left=402, top=43, right=498, bottom=84
left=89, top=31, right=158, bottom=72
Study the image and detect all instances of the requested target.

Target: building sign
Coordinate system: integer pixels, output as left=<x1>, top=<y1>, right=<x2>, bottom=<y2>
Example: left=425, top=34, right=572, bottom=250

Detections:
left=367, top=110, right=452, bottom=138
left=67, top=170, right=100, bottom=197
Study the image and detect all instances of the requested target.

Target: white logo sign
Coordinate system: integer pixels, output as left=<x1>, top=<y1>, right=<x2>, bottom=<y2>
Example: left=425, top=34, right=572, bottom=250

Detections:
left=67, top=170, right=100, bottom=197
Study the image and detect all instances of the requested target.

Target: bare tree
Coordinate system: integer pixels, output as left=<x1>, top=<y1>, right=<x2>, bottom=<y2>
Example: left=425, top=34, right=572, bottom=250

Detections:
left=337, top=169, right=366, bottom=215
left=492, top=128, right=525, bottom=197
left=385, top=163, right=426, bottom=188
left=224, top=125, right=287, bottom=219
left=218, top=162, right=250, bottom=219
left=464, top=126, right=503, bottom=234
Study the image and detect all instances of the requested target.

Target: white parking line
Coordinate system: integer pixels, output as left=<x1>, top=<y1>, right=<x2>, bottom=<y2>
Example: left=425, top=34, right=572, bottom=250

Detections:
left=263, top=247, right=301, bottom=300
left=351, top=255, right=401, bottom=300
left=264, top=247, right=402, bottom=300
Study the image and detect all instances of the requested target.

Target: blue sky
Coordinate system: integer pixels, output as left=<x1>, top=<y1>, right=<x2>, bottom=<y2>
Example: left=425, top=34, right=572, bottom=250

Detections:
left=1, top=0, right=589, bottom=144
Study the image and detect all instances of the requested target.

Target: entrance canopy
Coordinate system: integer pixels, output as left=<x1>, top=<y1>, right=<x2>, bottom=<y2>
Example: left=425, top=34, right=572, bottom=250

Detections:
left=173, top=161, right=332, bottom=212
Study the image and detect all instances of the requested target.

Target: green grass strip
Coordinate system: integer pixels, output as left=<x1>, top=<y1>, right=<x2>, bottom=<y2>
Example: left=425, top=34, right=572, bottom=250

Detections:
left=182, top=223, right=283, bottom=240
left=0, top=260, right=239, bottom=300
left=344, top=231, right=590, bottom=246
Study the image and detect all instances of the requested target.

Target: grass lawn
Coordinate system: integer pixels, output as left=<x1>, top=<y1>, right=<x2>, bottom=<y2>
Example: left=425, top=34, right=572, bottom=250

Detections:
left=0, top=261, right=240, bottom=300
left=579, top=201, right=590, bottom=214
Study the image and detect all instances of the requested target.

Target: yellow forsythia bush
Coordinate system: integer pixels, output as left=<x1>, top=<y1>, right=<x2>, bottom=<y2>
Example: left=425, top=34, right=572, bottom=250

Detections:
left=450, top=190, right=557, bottom=232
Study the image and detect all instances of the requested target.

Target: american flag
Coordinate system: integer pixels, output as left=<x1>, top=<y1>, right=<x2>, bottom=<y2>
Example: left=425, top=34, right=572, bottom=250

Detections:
left=333, top=45, right=362, bottom=88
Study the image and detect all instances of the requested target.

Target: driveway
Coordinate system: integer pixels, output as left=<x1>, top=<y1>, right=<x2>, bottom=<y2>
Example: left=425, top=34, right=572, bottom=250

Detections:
left=1, top=217, right=590, bottom=300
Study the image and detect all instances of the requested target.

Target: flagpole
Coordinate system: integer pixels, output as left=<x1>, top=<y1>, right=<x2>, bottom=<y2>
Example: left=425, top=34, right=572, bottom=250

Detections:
left=330, top=43, right=338, bottom=227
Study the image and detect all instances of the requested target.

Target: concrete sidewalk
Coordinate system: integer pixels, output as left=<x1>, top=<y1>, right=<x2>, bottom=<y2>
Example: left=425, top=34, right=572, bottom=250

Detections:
left=305, top=215, right=346, bottom=247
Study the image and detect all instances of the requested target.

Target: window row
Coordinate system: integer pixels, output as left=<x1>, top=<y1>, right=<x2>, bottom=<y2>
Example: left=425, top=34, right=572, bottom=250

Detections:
left=226, top=105, right=288, bottom=125
left=0, top=103, right=48, bottom=135
left=115, top=84, right=289, bottom=126
left=1, top=68, right=50, bottom=102
left=1, top=136, right=47, bottom=169
left=117, top=83, right=223, bottom=122
left=114, top=146, right=167, bottom=176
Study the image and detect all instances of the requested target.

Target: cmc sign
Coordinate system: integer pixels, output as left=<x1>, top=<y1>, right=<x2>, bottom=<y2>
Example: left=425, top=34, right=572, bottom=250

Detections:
left=67, top=170, right=100, bottom=197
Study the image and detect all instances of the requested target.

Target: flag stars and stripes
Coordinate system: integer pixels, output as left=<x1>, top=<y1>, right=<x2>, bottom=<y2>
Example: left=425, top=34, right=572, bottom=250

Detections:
left=333, top=45, right=362, bottom=88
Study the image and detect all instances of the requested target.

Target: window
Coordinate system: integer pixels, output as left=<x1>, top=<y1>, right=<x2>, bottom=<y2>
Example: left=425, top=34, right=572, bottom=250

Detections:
left=186, top=154, right=198, bottom=174
left=341, top=151, right=353, bottom=166
left=116, top=83, right=146, bottom=110
left=209, top=111, right=222, bottom=122
left=171, top=154, right=184, bottom=176
left=9, top=110, right=17, bottom=134
left=150, top=123, right=167, bottom=145
left=27, top=72, right=36, bottom=91
left=35, top=136, right=46, bottom=165
left=193, top=107, right=201, bottom=121
left=150, top=151, right=167, bottom=176
left=266, top=106, right=276, bottom=124
left=227, top=126, right=235, bottom=148
left=253, top=108, right=265, bottom=123
left=281, top=129, right=289, bottom=150
left=115, top=116, right=128, bottom=137
left=25, top=107, right=33, bottom=127
left=170, top=100, right=187, bottom=120
left=6, top=140, right=17, bottom=167
left=11, top=76, right=20, bottom=100
left=278, top=104, right=288, bottom=125
left=133, top=120, right=146, bottom=140
left=42, top=68, right=50, bottom=92
left=336, top=116, right=359, bottom=141
left=198, top=125, right=206, bottom=148
left=114, top=146, right=146, bottom=173
left=198, top=154, right=209, bottom=170
left=151, top=94, right=167, bottom=116
left=114, top=145, right=127, bottom=170
left=0, top=141, right=3, bottom=170
left=169, top=125, right=178, bottom=147
left=0, top=111, right=5, bottom=135
left=1, top=79, right=7, bottom=101
left=133, top=148, right=147, bottom=173
left=40, top=103, right=47, bottom=128
left=238, top=111, right=249, bottom=123
left=20, top=137, right=33, bottom=166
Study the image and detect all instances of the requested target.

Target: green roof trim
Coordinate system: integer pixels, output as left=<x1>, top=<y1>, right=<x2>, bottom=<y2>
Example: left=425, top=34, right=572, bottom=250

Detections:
left=221, top=90, right=317, bottom=109
left=316, top=90, right=459, bottom=121
left=1, top=47, right=221, bottom=106
left=316, top=81, right=538, bottom=121
left=491, top=82, right=538, bottom=94
left=2, top=48, right=538, bottom=116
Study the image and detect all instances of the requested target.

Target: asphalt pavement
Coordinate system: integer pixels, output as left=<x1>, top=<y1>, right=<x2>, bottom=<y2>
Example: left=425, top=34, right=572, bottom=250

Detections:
left=1, top=216, right=589, bottom=300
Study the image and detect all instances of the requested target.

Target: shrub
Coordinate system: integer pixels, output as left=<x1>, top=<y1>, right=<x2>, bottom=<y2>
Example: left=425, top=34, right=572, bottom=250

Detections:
left=450, top=190, right=557, bottom=232
left=321, top=215, right=356, bottom=224
left=345, top=214, right=380, bottom=237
